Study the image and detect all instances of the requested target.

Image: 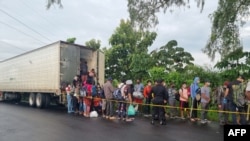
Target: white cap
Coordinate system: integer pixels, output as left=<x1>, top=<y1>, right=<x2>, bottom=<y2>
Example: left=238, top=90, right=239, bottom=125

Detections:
left=118, top=83, right=124, bottom=89
left=126, top=80, right=133, bottom=85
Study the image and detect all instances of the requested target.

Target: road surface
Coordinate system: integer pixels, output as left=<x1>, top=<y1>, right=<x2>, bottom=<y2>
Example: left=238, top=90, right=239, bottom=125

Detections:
left=0, top=102, right=223, bottom=141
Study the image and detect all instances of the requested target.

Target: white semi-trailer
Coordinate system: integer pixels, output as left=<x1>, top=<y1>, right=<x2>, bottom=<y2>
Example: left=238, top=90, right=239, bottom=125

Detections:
left=0, top=41, right=105, bottom=108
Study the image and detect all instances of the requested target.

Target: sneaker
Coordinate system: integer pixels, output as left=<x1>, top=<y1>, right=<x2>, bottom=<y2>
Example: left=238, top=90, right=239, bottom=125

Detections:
left=200, top=120, right=207, bottom=124
left=181, top=117, right=185, bottom=120
left=105, top=116, right=109, bottom=119
left=109, top=116, right=116, bottom=120
left=144, top=114, right=150, bottom=117
left=190, top=118, right=196, bottom=122
left=126, top=118, right=133, bottom=122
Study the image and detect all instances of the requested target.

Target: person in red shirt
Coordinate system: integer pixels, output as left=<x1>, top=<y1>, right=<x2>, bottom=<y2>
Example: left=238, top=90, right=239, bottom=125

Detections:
left=143, top=80, right=152, bottom=117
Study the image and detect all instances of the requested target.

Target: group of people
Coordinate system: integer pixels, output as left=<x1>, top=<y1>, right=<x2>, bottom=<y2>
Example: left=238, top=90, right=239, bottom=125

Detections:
left=64, top=66, right=250, bottom=126
left=216, top=75, right=250, bottom=125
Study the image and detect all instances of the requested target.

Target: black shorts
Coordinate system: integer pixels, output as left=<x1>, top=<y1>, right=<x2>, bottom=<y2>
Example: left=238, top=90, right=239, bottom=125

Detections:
left=180, top=101, right=189, bottom=110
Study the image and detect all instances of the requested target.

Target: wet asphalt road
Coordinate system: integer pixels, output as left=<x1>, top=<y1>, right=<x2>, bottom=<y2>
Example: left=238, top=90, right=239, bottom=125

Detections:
left=0, top=102, right=223, bottom=141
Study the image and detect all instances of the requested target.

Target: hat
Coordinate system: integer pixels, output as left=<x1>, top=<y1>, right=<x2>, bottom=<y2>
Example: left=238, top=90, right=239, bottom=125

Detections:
left=107, top=77, right=112, bottom=81
left=126, top=80, right=133, bottom=85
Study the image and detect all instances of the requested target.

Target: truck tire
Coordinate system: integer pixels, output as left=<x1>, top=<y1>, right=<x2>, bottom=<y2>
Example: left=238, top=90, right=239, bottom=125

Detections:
left=29, top=93, right=36, bottom=107
left=44, top=94, right=51, bottom=108
left=36, top=93, right=45, bottom=108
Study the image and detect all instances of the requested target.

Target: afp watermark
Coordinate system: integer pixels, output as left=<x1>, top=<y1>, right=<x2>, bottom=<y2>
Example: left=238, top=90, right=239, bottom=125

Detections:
left=224, top=125, right=250, bottom=140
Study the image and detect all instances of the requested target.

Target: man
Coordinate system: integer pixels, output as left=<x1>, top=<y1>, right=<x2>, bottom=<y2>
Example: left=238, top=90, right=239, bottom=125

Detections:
left=167, top=82, right=178, bottom=118
left=150, top=79, right=168, bottom=125
left=81, top=61, right=88, bottom=82
left=228, top=75, right=247, bottom=125
left=103, top=77, right=115, bottom=120
left=190, top=77, right=200, bottom=122
left=143, top=80, right=152, bottom=117
left=200, top=80, right=211, bottom=124
left=117, top=79, right=126, bottom=119
left=66, top=85, right=73, bottom=114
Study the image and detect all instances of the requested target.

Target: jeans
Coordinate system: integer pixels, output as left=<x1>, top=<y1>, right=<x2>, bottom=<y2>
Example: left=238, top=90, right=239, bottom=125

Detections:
left=168, top=98, right=177, bottom=117
left=79, top=101, right=84, bottom=113
left=190, top=98, right=199, bottom=118
left=144, top=98, right=151, bottom=115
left=67, top=94, right=73, bottom=113
left=201, top=102, right=209, bottom=121
left=106, top=100, right=114, bottom=117
left=218, top=100, right=229, bottom=123
left=228, top=100, right=247, bottom=125
left=118, top=102, right=127, bottom=118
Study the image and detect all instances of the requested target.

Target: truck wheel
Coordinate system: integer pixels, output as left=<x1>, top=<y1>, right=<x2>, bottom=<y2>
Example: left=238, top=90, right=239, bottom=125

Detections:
left=29, top=93, right=36, bottom=107
left=44, top=94, right=51, bottom=108
left=36, top=93, right=45, bottom=108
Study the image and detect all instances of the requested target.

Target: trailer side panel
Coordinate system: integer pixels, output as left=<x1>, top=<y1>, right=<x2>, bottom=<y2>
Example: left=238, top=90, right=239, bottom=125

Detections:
left=0, top=42, right=60, bottom=93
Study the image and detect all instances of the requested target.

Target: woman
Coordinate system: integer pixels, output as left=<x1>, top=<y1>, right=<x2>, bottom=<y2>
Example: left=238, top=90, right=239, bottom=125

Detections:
left=83, top=80, right=92, bottom=117
left=124, top=80, right=135, bottom=122
left=179, top=82, right=190, bottom=120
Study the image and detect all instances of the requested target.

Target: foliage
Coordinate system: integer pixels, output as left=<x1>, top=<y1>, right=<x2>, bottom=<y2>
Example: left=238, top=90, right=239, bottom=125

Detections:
left=204, top=0, right=250, bottom=60
left=148, top=67, right=167, bottom=82
left=85, top=39, right=101, bottom=50
left=66, top=37, right=76, bottom=43
left=215, top=47, right=250, bottom=80
left=46, top=0, right=63, bottom=9
left=150, top=40, right=194, bottom=72
left=105, top=19, right=157, bottom=80
left=127, top=0, right=205, bottom=30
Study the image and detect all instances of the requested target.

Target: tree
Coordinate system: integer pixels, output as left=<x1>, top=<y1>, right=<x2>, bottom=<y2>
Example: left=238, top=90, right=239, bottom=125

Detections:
left=66, top=37, right=76, bottom=43
left=150, top=40, right=194, bottom=72
left=214, top=47, right=250, bottom=80
left=85, top=39, right=101, bottom=50
left=127, top=0, right=250, bottom=61
left=203, top=0, right=250, bottom=60
left=127, top=0, right=205, bottom=30
left=105, top=19, right=157, bottom=79
left=46, top=0, right=63, bottom=9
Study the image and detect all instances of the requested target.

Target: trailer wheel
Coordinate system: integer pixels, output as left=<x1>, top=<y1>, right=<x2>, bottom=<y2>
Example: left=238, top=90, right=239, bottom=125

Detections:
left=44, top=94, right=51, bottom=108
left=36, top=93, right=45, bottom=108
left=29, top=93, right=36, bottom=107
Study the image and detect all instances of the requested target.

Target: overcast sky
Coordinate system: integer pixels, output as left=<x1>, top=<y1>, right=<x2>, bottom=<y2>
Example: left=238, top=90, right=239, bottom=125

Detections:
left=0, top=0, right=249, bottom=66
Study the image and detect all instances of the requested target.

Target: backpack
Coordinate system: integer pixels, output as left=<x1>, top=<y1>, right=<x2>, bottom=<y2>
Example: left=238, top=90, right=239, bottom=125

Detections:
left=175, top=89, right=182, bottom=101
left=232, top=83, right=246, bottom=107
left=113, top=84, right=125, bottom=100
left=91, top=85, right=97, bottom=97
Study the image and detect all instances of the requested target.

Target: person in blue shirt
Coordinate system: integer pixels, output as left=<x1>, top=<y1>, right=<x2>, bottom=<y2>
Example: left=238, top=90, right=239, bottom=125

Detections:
left=190, top=77, right=200, bottom=122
